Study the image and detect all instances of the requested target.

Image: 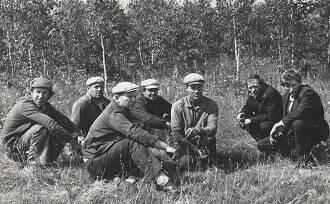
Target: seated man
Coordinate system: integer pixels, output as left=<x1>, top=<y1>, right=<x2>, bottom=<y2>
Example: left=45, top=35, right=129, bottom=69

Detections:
left=2, top=77, right=80, bottom=166
left=82, top=82, right=176, bottom=189
left=171, top=73, right=219, bottom=171
left=130, top=79, right=171, bottom=132
left=258, top=69, right=329, bottom=160
left=236, top=74, right=283, bottom=141
left=71, top=77, right=110, bottom=138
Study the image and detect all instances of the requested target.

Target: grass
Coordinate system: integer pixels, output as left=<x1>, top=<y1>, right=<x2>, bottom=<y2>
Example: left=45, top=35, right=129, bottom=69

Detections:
left=1, top=58, right=330, bottom=203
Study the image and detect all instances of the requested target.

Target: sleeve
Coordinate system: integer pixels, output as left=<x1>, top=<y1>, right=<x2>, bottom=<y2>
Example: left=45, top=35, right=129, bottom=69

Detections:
left=47, top=104, right=79, bottom=134
left=171, top=102, right=188, bottom=145
left=131, top=97, right=167, bottom=129
left=240, top=97, right=253, bottom=116
left=250, top=92, right=283, bottom=124
left=70, top=101, right=84, bottom=130
left=108, top=109, right=159, bottom=147
left=20, top=102, right=73, bottom=140
left=200, top=103, right=219, bottom=137
left=282, top=89, right=320, bottom=127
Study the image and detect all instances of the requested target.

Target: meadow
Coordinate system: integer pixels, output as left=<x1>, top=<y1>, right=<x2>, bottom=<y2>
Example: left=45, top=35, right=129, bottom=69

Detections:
left=1, top=58, right=330, bottom=203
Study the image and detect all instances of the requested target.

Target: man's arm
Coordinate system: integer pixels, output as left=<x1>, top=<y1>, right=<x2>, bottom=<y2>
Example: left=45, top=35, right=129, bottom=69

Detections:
left=282, top=89, right=320, bottom=127
left=108, top=109, right=159, bottom=147
left=171, top=102, right=188, bottom=145
left=21, top=101, right=73, bottom=141
left=131, top=96, right=168, bottom=129
left=199, top=103, right=219, bottom=137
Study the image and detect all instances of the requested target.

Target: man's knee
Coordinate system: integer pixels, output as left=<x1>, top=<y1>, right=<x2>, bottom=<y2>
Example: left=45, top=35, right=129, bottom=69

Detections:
left=31, top=124, right=47, bottom=135
left=291, top=120, right=305, bottom=131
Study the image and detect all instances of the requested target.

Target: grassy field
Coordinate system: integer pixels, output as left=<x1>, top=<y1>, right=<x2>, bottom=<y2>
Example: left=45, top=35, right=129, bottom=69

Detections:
left=1, top=59, right=330, bottom=203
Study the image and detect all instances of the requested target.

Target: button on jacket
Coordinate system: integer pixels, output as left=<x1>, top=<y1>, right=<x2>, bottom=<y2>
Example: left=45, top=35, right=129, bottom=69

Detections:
left=171, top=96, right=219, bottom=145
left=82, top=101, right=159, bottom=160
left=130, top=93, right=171, bottom=130
left=3, top=95, right=78, bottom=149
left=71, top=94, right=110, bottom=136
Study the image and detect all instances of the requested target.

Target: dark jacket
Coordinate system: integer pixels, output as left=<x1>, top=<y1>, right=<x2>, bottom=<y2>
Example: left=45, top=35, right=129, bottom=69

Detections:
left=241, top=84, right=283, bottom=124
left=82, top=101, right=159, bottom=159
left=2, top=95, right=78, bottom=149
left=130, top=93, right=171, bottom=130
left=70, top=94, right=110, bottom=136
left=282, top=84, right=329, bottom=141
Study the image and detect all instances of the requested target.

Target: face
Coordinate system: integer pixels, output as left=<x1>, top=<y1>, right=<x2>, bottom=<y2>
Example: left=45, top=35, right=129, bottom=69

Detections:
left=143, top=88, right=159, bottom=101
left=116, top=91, right=137, bottom=108
left=186, top=83, right=204, bottom=101
left=88, top=83, right=104, bottom=99
left=31, top=87, right=50, bottom=107
left=247, top=79, right=261, bottom=98
left=281, top=80, right=300, bottom=94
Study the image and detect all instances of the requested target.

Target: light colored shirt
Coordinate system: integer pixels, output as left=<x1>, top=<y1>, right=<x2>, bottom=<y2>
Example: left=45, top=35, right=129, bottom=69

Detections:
left=171, top=96, right=219, bottom=145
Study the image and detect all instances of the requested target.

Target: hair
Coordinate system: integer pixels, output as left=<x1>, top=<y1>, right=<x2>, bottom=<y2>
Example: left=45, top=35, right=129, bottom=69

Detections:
left=245, top=74, right=265, bottom=87
left=280, top=69, right=302, bottom=84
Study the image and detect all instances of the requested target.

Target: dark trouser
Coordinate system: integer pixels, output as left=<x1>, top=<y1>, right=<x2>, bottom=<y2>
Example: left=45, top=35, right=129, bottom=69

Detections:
left=84, top=138, right=162, bottom=181
left=14, top=124, right=66, bottom=164
left=246, top=121, right=275, bottom=142
left=176, top=137, right=217, bottom=172
left=257, top=120, right=322, bottom=159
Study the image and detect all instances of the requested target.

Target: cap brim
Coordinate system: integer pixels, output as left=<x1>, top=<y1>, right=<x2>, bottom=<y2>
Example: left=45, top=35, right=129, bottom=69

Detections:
left=145, top=85, right=159, bottom=89
left=187, top=81, right=204, bottom=85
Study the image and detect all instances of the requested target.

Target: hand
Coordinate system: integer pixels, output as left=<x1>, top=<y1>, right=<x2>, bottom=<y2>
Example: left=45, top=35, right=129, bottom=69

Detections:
left=165, top=122, right=171, bottom=130
left=236, top=113, right=245, bottom=122
left=244, top=119, right=251, bottom=125
left=185, top=127, right=200, bottom=139
left=165, top=146, right=176, bottom=154
left=270, top=120, right=284, bottom=137
left=270, top=135, right=276, bottom=145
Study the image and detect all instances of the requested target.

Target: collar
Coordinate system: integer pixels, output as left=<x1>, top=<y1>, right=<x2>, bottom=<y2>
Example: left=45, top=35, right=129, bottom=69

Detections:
left=290, top=84, right=304, bottom=99
left=184, top=96, right=206, bottom=109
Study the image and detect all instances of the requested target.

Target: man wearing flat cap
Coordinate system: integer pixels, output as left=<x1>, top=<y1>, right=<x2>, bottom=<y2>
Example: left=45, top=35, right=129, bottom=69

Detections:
left=2, top=77, right=80, bottom=166
left=130, top=79, right=171, bottom=133
left=71, top=77, right=110, bottom=138
left=171, top=73, right=219, bottom=171
left=83, top=82, right=177, bottom=190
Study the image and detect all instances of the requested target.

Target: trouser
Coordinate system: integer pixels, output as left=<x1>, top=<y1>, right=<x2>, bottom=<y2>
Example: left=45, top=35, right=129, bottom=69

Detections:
left=176, top=136, right=217, bottom=172
left=257, top=120, right=322, bottom=159
left=246, top=121, right=275, bottom=142
left=13, top=125, right=67, bottom=164
left=84, top=138, right=163, bottom=182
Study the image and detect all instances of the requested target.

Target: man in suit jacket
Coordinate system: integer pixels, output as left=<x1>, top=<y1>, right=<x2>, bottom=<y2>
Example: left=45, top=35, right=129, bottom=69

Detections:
left=237, top=74, right=283, bottom=141
left=258, top=69, right=329, bottom=159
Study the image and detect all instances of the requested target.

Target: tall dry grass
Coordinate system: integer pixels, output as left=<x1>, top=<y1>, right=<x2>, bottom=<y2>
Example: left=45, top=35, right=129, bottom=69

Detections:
left=1, top=58, right=330, bottom=203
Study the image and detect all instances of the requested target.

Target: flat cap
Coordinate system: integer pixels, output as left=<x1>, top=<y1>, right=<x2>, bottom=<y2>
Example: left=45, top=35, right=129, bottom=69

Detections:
left=112, top=82, right=139, bottom=94
left=183, top=73, right=205, bottom=85
left=86, top=77, right=105, bottom=86
left=141, top=79, right=160, bottom=89
left=30, top=77, right=53, bottom=90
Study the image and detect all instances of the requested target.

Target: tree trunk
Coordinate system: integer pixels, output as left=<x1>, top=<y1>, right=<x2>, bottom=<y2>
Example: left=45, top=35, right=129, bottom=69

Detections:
left=101, top=35, right=108, bottom=97
left=138, top=40, right=144, bottom=66
left=6, top=31, right=13, bottom=79
left=28, top=44, right=33, bottom=76
left=42, top=50, right=46, bottom=76
left=233, top=17, right=240, bottom=80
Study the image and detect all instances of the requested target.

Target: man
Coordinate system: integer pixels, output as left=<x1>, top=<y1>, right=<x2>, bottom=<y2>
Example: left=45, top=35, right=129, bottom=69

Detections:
left=236, top=74, right=283, bottom=142
left=82, top=82, right=176, bottom=189
left=258, top=69, right=329, bottom=160
left=130, top=79, right=171, bottom=132
left=71, top=77, right=110, bottom=138
left=171, top=73, right=219, bottom=171
left=2, top=77, right=80, bottom=166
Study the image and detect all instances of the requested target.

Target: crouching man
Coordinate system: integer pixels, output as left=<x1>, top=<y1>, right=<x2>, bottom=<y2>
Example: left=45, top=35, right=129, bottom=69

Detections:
left=171, top=73, right=219, bottom=171
left=82, top=82, right=177, bottom=189
left=258, top=69, right=329, bottom=160
left=2, top=77, right=80, bottom=166
left=237, top=74, right=283, bottom=142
